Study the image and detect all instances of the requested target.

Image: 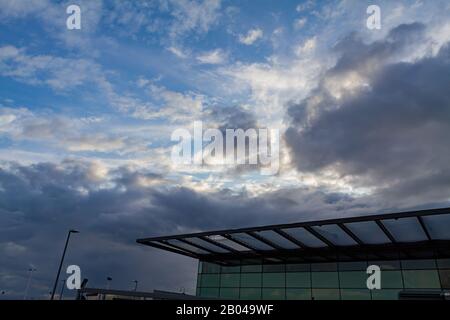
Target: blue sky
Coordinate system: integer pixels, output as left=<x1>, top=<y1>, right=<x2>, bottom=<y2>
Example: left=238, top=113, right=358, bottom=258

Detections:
left=1, top=0, right=450, bottom=299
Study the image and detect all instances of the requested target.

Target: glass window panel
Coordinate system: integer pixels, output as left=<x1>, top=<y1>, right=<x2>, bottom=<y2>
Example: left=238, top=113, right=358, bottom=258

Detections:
left=340, top=289, right=371, bottom=300
left=262, top=288, right=285, bottom=300
left=381, top=271, right=404, bottom=288
left=402, top=270, right=441, bottom=289
left=339, top=272, right=368, bottom=288
left=201, top=262, right=221, bottom=274
left=220, top=288, right=239, bottom=299
left=200, top=288, right=219, bottom=298
left=311, top=272, right=339, bottom=288
left=286, top=272, right=311, bottom=288
left=311, top=289, right=340, bottom=300
left=200, top=274, right=220, bottom=287
left=286, top=289, right=311, bottom=300
left=165, top=239, right=210, bottom=254
left=241, top=273, right=262, bottom=288
left=241, top=264, right=262, bottom=273
left=282, top=227, right=327, bottom=248
left=311, top=262, right=338, bottom=271
left=401, top=259, right=437, bottom=270
left=439, top=270, right=450, bottom=289
left=382, top=217, right=427, bottom=242
left=186, top=237, right=230, bottom=253
left=371, top=289, right=401, bottom=300
left=286, top=263, right=311, bottom=272
left=368, top=260, right=401, bottom=270
left=263, top=264, right=285, bottom=273
left=221, top=265, right=240, bottom=273
left=344, top=221, right=391, bottom=244
left=221, top=274, right=240, bottom=287
left=437, top=259, right=450, bottom=269
left=422, top=214, right=450, bottom=240
left=263, top=273, right=285, bottom=287
left=311, top=225, right=357, bottom=246
left=339, top=261, right=368, bottom=271
left=254, top=230, right=300, bottom=249
left=205, top=235, right=250, bottom=252
left=229, top=233, right=274, bottom=251
left=240, top=288, right=261, bottom=300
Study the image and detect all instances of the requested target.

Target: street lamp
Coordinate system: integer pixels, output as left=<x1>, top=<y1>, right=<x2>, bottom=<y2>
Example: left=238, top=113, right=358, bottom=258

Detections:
left=59, top=279, right=66, bottom=300
left=50, top=229, right=79, bottom=300
left=133, top=280, right=138, bottom=292
left=106, top=277, right=112, bottom=290
left=23, top=268, right=36, bottom=300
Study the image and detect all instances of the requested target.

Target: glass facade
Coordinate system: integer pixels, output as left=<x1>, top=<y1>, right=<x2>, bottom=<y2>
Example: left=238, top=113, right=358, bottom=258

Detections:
left=196, top=259, right=450, bottom=300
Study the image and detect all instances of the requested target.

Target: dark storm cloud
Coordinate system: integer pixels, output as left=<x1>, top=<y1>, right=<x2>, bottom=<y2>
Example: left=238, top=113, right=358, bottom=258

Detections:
left=286, top=23, right=450, bottom=201
left=0, top=159, right=380, bottom=299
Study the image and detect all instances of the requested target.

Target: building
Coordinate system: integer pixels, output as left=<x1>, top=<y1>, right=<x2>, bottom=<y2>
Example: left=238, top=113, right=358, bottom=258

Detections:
left=137, top=207, right=450, bottom=300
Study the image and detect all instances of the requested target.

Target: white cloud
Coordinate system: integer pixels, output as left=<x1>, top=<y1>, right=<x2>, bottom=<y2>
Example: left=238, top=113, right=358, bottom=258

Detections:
left=295, top=37, right=317, bottom=56
left=167, top=46, right=189, bottom=59
left=167, top=0, right=222, bottom=39
left=296, top=0, right=314, bottom=13
left=293, top=17, right=307, bottom=30
left=238, top=28, right=263, bottom=45
left=196, top=49, right=227, bottom=64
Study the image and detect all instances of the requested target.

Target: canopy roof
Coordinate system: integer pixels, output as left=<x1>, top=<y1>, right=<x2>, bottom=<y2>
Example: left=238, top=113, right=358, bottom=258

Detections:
left=137, top=207, right=450, bottom=265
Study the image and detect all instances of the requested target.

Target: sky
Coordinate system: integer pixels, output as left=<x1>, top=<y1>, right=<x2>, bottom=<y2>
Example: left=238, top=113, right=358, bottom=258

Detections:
left=1, top=0, right=450, bottom=299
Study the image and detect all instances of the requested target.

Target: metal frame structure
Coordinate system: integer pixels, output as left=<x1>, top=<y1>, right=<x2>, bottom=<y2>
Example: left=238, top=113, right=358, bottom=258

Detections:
left=137, top=207, right=450, bottom=266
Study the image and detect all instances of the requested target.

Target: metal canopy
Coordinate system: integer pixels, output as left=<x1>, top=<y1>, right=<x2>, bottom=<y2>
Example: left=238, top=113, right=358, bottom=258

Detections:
left=137, top=207, right=450, bottom=266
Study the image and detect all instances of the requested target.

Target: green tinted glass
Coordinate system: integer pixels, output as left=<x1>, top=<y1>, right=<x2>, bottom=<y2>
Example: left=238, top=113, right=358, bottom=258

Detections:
left=241, top=264, right=262, bottom=273
left=221, top=273, right=240, bottom=287
left=262, top=288, right=285, bottom=300
left=371, top=289, right=401, bottom=300
left=311, top=289, right=340, bottom=300
left=311, top=263, right=338, bottom=271
left=201, top=274, right=220, bottom=287
left=381, top=271, right=403, bottom=288
left=200, top=287, right=219, bottom=298
left=221, top=265, right=241, bottom=273
left=339, top=272, right=368, bottom=288
left=311, top=272, right=339, bottom=288
left=220, top=288, right=240, bottom=299
left=401, top=259, right=437, bottom=270
left=241, top=273, right=262, bottom=288
left=286, top=263, right=311, bottom=272
left=263, top=264, right=286, bottom=272
left=263, top=273, right=285, bottom=287
left=403, top=270, right=441, bottom=289
left=240, top=288, right=262, bottom=299
left=340, top=289, right=371, bottom=300
left=201, top=262, right=221, bottom=274
left=286, top=288, right=311, bottom=300
left=286, top=272, right=311, bottom=288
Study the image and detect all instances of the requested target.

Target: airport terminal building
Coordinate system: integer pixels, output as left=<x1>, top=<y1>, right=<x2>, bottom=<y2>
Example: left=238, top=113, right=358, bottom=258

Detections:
left=138, top=207, right=450, bottom=300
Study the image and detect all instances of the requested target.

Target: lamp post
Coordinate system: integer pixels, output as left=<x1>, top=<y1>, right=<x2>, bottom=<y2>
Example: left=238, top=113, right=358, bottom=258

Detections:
left=50, top=229, right=79, bottom=300
left=106, top=277, right=112, bottom=290
left=59, top=279, right=66, bottom=300
left=133, top=280, right=138, bottom=292
left=23, top=268, right=36, bottom=300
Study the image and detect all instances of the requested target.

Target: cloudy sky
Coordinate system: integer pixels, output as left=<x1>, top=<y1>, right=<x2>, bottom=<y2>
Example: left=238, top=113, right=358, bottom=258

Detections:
left=1, top=0, right=450, bottom=299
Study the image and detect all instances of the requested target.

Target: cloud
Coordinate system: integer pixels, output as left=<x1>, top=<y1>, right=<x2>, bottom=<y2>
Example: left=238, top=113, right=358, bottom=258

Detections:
left=293, top=18, right=307, bottom=30
left=238, top=28, right=263, bottom=45
left=0, top=158, right=384, bottom=299
left=166, top=0, right=222, bottom=40
left=0, top=45, right=104, bottom=90
left=196, top=49, right=227, bottom=64
left=286, top=23, right=450, bottom=202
